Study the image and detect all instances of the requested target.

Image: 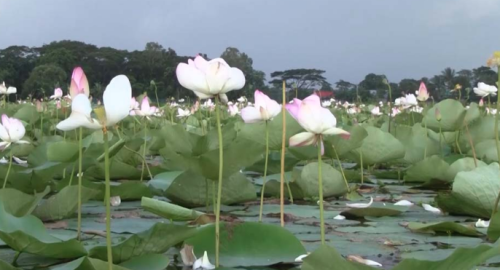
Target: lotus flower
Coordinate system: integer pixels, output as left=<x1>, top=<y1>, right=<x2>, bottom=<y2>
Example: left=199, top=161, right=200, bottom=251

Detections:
left=371, top=106, right=382, bottom=116
left=474, top=82, right=497, bottom=97
left=176, top=55, right=245, bottom=103
left=479, top=98, right=484, bottom=107
left=287, top=94, right=349, bottom=154
left=241, top=90, right=281, bottom=123
left=201, top=99, right=215, bottom=110
left=416, top=82, right=429, bottom=101
left=193, top=251, right=215, bottom=270
left=130, top=97, right=139, bottom=111
left=177, top=108, right=191, bottom=118
left=228, top=104, right=239, bottom=116
left=50, top=88, right=63, bottom=100
left=57, top=75, right=132, bottom=131
left=322, top=100, right=332, bottom=107
left=237, top=96, right=246, bottom=103
left=133, top=97, right=158, bottom=117
left=0, top=115, right=29, bottom=149
left=0, top=82, right=16, bottom=95
left=69, top=67, right=90, bottom=98
left=404, top=94, right=418, bottom=107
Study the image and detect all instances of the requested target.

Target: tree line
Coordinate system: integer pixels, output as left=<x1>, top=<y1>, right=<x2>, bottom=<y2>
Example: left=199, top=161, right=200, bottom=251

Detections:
left=0, top=40, right=496, bottom=103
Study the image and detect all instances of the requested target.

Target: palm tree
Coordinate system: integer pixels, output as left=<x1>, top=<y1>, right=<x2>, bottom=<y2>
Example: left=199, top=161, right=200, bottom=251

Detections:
left=441, top=67, right=456, bottom=89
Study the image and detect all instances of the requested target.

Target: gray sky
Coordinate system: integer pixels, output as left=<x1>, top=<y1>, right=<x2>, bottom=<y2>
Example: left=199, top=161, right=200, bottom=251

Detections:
left=0, top=0, right=499, bottom=84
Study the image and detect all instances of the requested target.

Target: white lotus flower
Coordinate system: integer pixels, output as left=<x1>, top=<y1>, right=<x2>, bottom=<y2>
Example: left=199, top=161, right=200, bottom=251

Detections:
left=193, top=251, right=215, bottom=270
left=394, top=200, right=414, bottom=206
left=347, top=107, right=358, bottom=115
left=422, top=203, right=441, bottom=214
left=134, top=97, right=158, bottom=117
left=404, top=94, right=418, bottom=107
left=334, top=214, right=346, bottom=220
left=228, top=104, right=239, bottom=116
left=487, top=108, right=498, bottom=115
left=346, top=197, right=373, bottom=208
left=178, top=98, right=185, bottom=103
left=57, top=75, right=132, bottom=131
left=176, top=55, right=245, bottom=103
left=201, top=99, right=215, bottom=109
left=0, top=115, right=29, bottom=150
left=474, top=82, right=497, bottom=97
left=371, top=106, right=382, bottom=116
left=322, top=100, right=332, bottom=107
left=241, top=90, right=281, bottom=123
left=50, top=88, right=63, bottom=100
left=390, top=107, right=401, bottom=117
left=177, top=108, right=192, bottom=118
left=0, top=82, right=16, bottom=95
left=475, top=219, right=490, bottom=228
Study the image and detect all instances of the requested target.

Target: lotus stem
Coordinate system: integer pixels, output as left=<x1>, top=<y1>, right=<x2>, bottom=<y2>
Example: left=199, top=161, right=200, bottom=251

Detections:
left=455, top=131, right=462, bottom=154
left=285, top=181, right=294, bottom=203
left=77, top=127, right=83, bottom=241
left=2, top=150, right=12, bottom=189
left=424, top=121, right=428, bottom=159
left=280, top=80, right=286, bottom=228
left=258, top=121, right=270, bottom=222
left=103, top=128, right=113, bottom=270
left=464, top=121, right=477, bottom=167
left=317, top=136, right=326, bottom=245
left=140, top=124, right=147, bottom=182
left=54, top=108, right=58, bottom=135
left=491, top=66, right=500, bottom=217
left=359, top=151, right=364, bottom=184
left=67, top=163, right=76, bottom=186
left=205, top=178, right=209, bottom=213
left=40, top=112, right=44, bottom=136
left=332, top=145, right=350, bottom=191
left=438, top=123, right=443, bottom=158
left=214, top=95, right=224, bottom=267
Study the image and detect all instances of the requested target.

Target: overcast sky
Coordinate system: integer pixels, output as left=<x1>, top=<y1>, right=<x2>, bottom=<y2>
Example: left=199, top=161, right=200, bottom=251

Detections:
left=0, top=0, right=499, bottom=84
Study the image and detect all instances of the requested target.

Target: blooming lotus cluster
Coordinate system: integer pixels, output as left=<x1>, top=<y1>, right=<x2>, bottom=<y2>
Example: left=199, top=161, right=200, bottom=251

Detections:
left=0, top=115, right=29, bottom=150
left=395, top=94, right=418, bottom=108
left=287, top=94, right=350, bottom=154
left=371, top=106, right=382, bottom=116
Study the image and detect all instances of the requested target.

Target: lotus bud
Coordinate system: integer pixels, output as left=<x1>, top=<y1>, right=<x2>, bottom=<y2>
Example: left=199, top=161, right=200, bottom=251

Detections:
left=479, top=98, right=484, bottom=107
left=435, top=108, right=442, bottom=121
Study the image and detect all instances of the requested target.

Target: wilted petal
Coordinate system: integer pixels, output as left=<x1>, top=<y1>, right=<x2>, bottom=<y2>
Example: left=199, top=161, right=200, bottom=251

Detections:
left=346, top=197, right=373, bottom=208
left=422, top=203, right=441, bottom=214
left=103, top=75, right=132, bottom=126
left=394, top=200, right=414, bottom=206
left=289, top=132, right=316, bottom=147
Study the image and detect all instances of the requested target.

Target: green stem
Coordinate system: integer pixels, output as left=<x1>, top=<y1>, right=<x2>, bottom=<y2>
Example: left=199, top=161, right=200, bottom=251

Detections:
left=205, top=178, right=209, bottom=213
left=285, top=181, right=294, bottom=203
left=12, top=251, right=21, bottom=266
left=2, top=150, right=12, bottom=189
left=67, top=163, right=76, bottom=186
left=359, top=151, right=364, bottom=184
left=424, top=121, right=428, bottom=159
left=40, top=112, right=44, bottom=136
left=317, top=136, right=325, bottom=245
left=103, top=129, right=113, bottom=270
left=455, top=131, right=462, bottom=154
left=332, top=145, right=350, bottom=191
left=258, top=121, right=270, bottom=222
left=77, top=127, right=83, bottom=241
left=438, top=123, right=443, bottom=158
left=214, top=96, right=224, bottom=267
left=140, top=125, right=147, bottom=182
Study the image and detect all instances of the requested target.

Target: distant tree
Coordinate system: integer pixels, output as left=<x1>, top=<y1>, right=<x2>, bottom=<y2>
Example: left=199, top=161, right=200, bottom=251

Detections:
left=358, top=73, right=387, bottom=100
left=430, top=75, right=447, bottom=100
left=23, top=64, right=67, bottom=98
left=441, top=67, right=456, bottom=89
left=398, top=79, right=419, bottom=94
left=269, top=69, right=329, bottom=98
left=472, top=66, right=497, bottom=86
left=335, top=80, right=355, bottom=91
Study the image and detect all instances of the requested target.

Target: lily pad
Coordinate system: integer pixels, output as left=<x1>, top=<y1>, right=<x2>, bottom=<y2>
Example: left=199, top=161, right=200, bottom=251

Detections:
left=422, top=99, right=467, bottom=132
left=404, top=156, right=450, bottom=185
left=141, top=197, right=203, bottom=221
left=0, top=187, right=50, bottom=217
left=407, top=222, right=481, bottom=237
left=185, top=222, right=306, bottom=267
left=302, top=244, right=376, bottom=270
left=348, top=126, right=405, bottom=165
left=341, top=203, right=409, bottom=218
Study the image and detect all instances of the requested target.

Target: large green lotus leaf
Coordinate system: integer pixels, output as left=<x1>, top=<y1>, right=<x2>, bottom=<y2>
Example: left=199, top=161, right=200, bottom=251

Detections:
left=52, top=257, right=128, bottom=270
left=46, top=141, right=80, bottom=163
left=348, top=126, right=405, bottom=165
left=296, top=162, right=348, bottom=198
left=435, top=192, right=488, bottom=218
left=89, top=223, right=197, bottom=264
left=10, top=162, right=67, bottom=193
left=33, top=185, right=99, bottom=221
left=141, top=197, right=203, bottom=221
left=236, top=111, right=303, bottom=151
left=246, top=151, right=300, bottom=175
left=0, top=260, right=20, bottom=270
left=404, top=156, right=450, bottom=184
left=147, top=171, right=183, bottom=194
left=146, top=129, right=166, bottom=153
left=165, top=171, right=256, bottom=207
left=341, top=202, right=409, bottom=217
left=392, top=241, right=500, bottom=270
left=185, top=222, right=306, bottom=267
left=473, top=139, right=499, bottom=163
left=407, top=221, right=481, bottom=237
left=0, top=201, right=87, bottom=259
left=487, top=210, right=500, bottom=241
left=463, top=116, right=500, bottom=147
left=258, top=171, right=306, bottom=199
left=10, top=143, right=34, bottom=157
left=302, top=244, right=375, bottom=270
left=392, top=124, right=442, bottom=163
left=85, top=181, right=153, bottom=201
left=438, top=163, right=500, bottom=218
left=393, top=111, right=423, bottom=126
left=86, top=160, right=143, bottom=180
left=464, top=102, right=481, bottom=124
left=445, top=157, right=487, bottom=181
left=13, top=104, right=39, bottom=124
left=0, top=187, right=50, bottom=217
left=422, top=99, right=467, bottom=132
left=119, top=254, right=170, bottom=270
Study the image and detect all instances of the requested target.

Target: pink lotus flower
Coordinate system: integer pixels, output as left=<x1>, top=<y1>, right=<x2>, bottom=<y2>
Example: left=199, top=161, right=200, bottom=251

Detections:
left=287, top=94, right=350, bottom=154
left=479, top=98, right=484, bottom=107
left=69, top=67, right=90, bottom=98
left=133, top=96, right=158, bottom=117
left=416, top=82, right=429, bottom=101
left=241, top=90, right=281, bottom=123
left=50, top=88, right=63, bottom=100
left=228, top=104, right=239, bottom=116
left=130, top=97, right=139, bottom=111
left=176, top=55, right=245, bottom=103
